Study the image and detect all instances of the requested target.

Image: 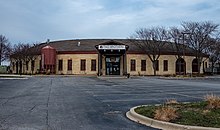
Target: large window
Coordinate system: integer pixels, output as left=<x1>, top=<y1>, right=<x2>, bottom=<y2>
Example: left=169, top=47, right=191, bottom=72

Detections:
left=155, top=60, right=159, bottom=71
left=12, top=62, right=15, bottom=71
left=81, top=59, right=86, bottom=71
left=39, top=60, right=42, bottom=71
left=130, top=59, right=136, bottom=71
left=141, top=60, right=146, bottom=71
left=91, top=59, right=96, bottom=71
left=58, top=60, right=63, bottom=71
left=192, top=59, right=199, bottom=73
left=68, top=59, right=72, bottom=71
left=31, top=60, right=35, bottom=72
left=163, top=60, right=168, bottom=71
left=204, top=62, right=208, bottom=69
left=26, top=61, right=29, bottom=71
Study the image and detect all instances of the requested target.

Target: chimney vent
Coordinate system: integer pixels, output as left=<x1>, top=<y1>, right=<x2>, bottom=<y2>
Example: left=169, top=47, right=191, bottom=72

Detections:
left=47, top=39, right=50, bottom=44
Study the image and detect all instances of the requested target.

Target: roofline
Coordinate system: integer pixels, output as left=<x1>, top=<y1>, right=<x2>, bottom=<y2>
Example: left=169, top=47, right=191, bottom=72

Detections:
left=42, top=38, right=130, bottom=44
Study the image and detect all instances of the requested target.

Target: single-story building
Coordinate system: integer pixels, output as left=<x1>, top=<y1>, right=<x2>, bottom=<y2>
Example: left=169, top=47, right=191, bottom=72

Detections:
left=10, top=39, right=209, bottom=76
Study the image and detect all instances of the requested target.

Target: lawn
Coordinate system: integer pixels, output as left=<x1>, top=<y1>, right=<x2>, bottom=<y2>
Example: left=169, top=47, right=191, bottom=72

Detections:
left=135, top=100, right=220, bottom=128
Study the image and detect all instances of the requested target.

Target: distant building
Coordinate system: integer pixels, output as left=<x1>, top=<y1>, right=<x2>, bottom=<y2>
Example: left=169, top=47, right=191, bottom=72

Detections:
left=10, top=39, right=209, bottom=76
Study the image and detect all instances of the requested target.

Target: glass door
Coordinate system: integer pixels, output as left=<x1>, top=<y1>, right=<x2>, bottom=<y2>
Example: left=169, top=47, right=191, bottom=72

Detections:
left=106, top=56, right=120, bottom=75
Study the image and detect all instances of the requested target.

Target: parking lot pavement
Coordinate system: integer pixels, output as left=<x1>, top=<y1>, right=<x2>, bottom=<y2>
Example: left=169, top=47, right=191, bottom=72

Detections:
left=0, top=76, right=220, bottom=130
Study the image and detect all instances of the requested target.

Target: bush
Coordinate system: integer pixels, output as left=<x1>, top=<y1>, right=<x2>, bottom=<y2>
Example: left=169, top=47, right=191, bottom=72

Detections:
left=46, top=69, right=51, bottom=75
left=165, top=99, right=179, bottom=105
left=205, top=94, right=220, bottom=109
left=154, top=106, right=179, bottom=122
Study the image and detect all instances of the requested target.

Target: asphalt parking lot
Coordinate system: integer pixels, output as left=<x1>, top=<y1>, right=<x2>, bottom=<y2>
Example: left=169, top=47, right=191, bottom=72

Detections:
left=0, top=76, right=220, bottom=130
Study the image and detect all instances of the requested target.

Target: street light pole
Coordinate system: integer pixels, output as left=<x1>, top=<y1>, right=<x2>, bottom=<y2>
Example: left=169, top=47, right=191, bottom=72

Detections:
left=182, top=32, right=191, bottom=75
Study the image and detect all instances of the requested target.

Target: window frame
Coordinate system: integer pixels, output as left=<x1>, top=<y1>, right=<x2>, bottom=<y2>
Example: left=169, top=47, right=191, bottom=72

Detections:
left=26, top=61, right=29, bottom=71
left=130, top=59, right=136, bottom=71
left=31, top=60, right=35, bottom=72
left=141, top=60, right=146, bottom=71
left=163, top=60, right=168, bottom=71
left=81, top=59, right=86, bottom=71
left=58, top=59, right=63, bottom=71
left=91, top=59, right=96, bottom=71
left=155, top=60, right=159, bottom=71
left=67, top=59, right=72, bottom=71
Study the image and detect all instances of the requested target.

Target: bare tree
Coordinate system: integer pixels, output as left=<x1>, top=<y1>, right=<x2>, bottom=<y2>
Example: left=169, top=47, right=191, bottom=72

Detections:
left=131, top=27, right=169, bottom=75
left=182, top=21, right=219, bottom=74
left=10, top=43, right=27, bottom=74
left=168, top=27, right=192, bottom=75
left=26, top=43, right=40, bottom=74
left=168, top=27, right=185, bottom=74
left=11, top=43, right=40, bottom=74
left=0, top=35, right=11, bottom=65
left=207, top=35, right=220, bottom=74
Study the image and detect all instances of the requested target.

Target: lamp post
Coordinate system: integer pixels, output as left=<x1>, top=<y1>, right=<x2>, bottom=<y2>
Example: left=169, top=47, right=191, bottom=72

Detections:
left=181, top=32, right=191, bottom=75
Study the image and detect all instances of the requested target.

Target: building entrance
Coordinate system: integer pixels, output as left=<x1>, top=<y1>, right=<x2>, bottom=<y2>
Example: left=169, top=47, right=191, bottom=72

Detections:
left=106, top=56, right=120, bottom=75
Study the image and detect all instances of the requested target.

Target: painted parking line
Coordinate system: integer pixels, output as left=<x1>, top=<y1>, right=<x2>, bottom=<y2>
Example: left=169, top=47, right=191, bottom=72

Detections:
left=169, top=92, right=203, bottom=99
left=102, top=98, right=161, bottom=103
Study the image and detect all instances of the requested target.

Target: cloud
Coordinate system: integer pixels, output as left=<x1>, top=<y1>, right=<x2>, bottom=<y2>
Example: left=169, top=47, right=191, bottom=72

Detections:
left=0, top=0, right=220, bottom=44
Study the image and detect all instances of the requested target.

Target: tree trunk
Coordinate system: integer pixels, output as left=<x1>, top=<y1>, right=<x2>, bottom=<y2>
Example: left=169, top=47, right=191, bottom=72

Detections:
left=153, top=61, right=157, bottom=76
left=212, top=61, right=214, bottom=75
left=197, top=60, right=202, bottom=75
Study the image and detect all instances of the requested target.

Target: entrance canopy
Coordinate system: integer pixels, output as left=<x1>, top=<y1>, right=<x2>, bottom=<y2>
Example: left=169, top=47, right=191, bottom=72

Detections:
left=95, top=40, right=129, bottom=76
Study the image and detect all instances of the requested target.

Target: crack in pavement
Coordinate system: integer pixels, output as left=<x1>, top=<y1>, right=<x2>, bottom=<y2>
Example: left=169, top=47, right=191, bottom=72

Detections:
left=46, top=79, right=52, bottom=130
left=0, top=94, right=32, bottom=106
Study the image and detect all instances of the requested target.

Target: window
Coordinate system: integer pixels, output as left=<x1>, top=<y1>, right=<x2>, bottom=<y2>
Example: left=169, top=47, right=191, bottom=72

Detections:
left=155, top=60, right=159, bottom=71
left=164, top=60, right=168, bottom=71
left=39, top=60, right=42, bottom=71
left=192, top=59, right=199, bottom=73
left=91, top=59, right=96, bottom=71
left=205, top=62, right=208, bottom=69
left=31, top=60, right=35, bottom=71
left=58, top=60, right=63, bottom=71
left=12, top=62, right=15, bottom=71
left=130, top=59, right=136, bottom=71
left=81, top=59, right=86, bottom=71
left=141, top=60, right=146, bottom=71
left=68, top=59, right=72, bottom=71
left=26, top=61, right=29, bottom=71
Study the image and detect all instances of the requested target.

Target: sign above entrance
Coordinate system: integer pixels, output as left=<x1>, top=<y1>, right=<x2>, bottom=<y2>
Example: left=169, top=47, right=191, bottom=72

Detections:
left=98, top=45, right=126, bottom=50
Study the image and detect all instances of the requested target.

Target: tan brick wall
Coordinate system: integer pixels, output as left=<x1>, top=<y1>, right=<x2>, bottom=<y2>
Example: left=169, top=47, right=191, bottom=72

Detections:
left=56, top=54, right=98, bottom=75
left=126, top=54, right=209, bottom=75
left=127, top=54, right=150, bottom=75
left=10, top=55, right=41, bottom=74
left=10, top=53, right=209, bottom=75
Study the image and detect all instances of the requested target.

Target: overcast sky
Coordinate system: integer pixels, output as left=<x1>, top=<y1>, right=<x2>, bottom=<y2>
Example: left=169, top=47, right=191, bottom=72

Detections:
left=1, top=0, right=220, bottom=44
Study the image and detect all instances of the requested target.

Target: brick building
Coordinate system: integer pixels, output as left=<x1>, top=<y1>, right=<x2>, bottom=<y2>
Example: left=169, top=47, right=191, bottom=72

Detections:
left=10, top=39, right=209, bottom=76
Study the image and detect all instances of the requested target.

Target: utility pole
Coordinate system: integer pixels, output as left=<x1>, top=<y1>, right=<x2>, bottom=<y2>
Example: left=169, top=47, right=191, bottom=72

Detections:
left=182, top=32, right=191, bottom=75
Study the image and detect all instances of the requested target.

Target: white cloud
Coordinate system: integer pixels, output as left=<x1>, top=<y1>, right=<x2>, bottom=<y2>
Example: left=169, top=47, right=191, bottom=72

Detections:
left=0, top=0, right=220, bottom=44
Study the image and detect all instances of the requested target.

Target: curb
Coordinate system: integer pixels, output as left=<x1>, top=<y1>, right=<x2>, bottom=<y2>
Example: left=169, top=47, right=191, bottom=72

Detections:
left=0, top=78, right=28, bottom=79
left=126, top=105, right=220, bottom=130
left=98, top=76, right=128, bottom=79
left=0, top=74, right=30, bottom=79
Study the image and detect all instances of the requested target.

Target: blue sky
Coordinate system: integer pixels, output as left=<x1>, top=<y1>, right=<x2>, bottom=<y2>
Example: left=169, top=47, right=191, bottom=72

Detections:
left=0, top=0, right=220, bottom=44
